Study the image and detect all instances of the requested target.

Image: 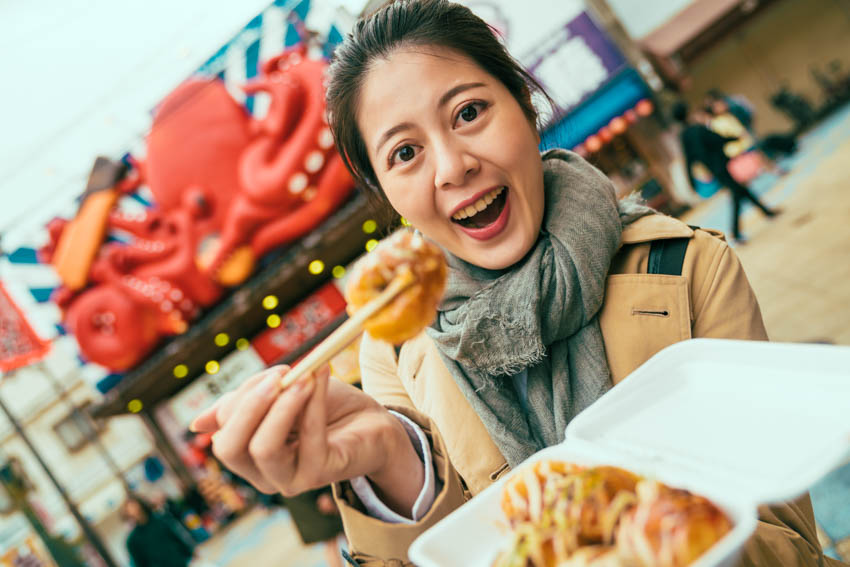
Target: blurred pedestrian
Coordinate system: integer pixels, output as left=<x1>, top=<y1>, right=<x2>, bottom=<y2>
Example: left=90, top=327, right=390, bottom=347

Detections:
left=121, top=496, right=195, bottom=567
left=705, top=90, right=791, bottom=174
left=672, top=100, right=779, bottom=243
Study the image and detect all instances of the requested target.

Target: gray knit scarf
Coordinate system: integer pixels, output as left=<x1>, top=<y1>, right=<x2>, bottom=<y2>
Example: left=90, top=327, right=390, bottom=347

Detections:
left=426, top=149, right=654, bottom=467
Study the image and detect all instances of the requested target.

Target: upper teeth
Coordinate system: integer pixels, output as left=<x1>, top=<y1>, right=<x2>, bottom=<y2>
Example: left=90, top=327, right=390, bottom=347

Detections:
left=452, top=187, right=504, bottom=220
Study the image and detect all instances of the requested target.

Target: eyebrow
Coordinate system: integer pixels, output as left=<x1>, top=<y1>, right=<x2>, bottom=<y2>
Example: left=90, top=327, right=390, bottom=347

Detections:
left=438, top=82, right=485, bottom=109
left=374, top=122, right=415, bottom=155
left=373, top=82, right=487, bottom=154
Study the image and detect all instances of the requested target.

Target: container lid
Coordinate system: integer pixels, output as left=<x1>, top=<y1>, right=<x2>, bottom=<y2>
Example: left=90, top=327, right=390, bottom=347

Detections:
left=565, top=339, right=850, bottom=504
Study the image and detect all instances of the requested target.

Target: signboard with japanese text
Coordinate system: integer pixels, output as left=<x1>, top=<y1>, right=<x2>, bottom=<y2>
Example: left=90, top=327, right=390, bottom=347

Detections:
left=251, top=282, right=347, bottom=365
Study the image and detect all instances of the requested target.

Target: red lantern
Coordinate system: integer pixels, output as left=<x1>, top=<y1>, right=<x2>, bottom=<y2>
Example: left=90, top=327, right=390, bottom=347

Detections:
left=585, top=135, right=602, bottom=153
left=598, top=126, right=613, bottom=143
left=609, top=116, right=627, bottom=135
left=573, top=144, right=588, bottom=157
left=624, top=109, right=638, bottom=123
left=636, top=99, right=654, bottom=116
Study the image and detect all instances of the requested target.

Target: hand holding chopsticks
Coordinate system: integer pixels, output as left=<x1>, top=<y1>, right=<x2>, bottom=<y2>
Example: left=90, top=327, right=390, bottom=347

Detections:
left=190, top=230, right=447, bottom=511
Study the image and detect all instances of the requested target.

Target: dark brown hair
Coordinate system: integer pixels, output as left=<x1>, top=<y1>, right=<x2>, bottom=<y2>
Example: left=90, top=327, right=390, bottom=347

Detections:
left=325, top=0, right=553, bottom=217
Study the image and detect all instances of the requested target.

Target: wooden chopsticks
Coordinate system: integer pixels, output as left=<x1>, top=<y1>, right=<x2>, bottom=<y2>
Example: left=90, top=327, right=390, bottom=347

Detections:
left=279, top=268, right=416, bottom=390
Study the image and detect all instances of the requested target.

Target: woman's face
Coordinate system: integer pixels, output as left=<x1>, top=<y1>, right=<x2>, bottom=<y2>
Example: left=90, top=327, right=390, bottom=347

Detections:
left=356, top=47, right=544, bottom=270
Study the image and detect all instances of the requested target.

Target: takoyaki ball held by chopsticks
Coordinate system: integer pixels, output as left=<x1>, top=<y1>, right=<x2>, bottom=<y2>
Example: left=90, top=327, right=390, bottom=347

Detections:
left=280, top=230, right=446, bottom=390
left=345, top=229, right=447, bottom=345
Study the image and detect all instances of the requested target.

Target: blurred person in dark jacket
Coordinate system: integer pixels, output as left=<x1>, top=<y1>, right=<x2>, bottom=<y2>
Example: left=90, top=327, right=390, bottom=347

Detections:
left=673, top=100, right=779, bottom=243
left=122, top=496, right=195, bottom=567
left=705, top=90, right=791, bottom=175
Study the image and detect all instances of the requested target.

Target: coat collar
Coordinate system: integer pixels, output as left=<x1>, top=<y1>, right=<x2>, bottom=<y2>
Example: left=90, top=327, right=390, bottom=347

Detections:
left=620, top=213, right=694, bottom=245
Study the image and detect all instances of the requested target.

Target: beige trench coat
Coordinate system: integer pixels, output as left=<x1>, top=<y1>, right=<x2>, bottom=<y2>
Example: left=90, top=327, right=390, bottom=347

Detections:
left=333, top=214, right=840, bottom=567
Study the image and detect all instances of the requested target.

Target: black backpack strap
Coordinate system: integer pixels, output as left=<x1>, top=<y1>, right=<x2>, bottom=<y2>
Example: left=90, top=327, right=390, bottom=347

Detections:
left=648, top=237, right=690, bottom=276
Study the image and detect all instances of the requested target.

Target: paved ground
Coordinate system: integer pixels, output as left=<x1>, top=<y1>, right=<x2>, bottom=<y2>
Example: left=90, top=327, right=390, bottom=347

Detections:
left=682, top=102, right=850, bottom=562
left=190, top=104, right=850, bottom=566
left=193, top=507, right=341, bottom=567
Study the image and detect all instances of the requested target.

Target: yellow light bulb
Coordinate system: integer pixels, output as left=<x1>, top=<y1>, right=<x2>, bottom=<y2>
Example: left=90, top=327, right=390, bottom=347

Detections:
left=308, top=260, right=325, bottom=275
left=214, top=333, right=229, bottom=347
left=173, top=364, right=188, bottom=379
left=262, top=295, right=279, bottom=310
left=205, top=360, right=220, bottom=374
left=267, top=314, right=281, bottom=328
left=332, top=265, right=346, bottom=279
left=236, top=338, right=250, bottom=350
left=128, top=399, right=143, bottom=413
left=362, top=219, right=377, bottom=234
left=365, top=239, right=378, bottom=252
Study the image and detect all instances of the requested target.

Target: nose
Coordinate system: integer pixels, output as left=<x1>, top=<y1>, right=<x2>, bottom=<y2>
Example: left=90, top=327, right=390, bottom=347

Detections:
left=433, top=137, right=479, bottom=190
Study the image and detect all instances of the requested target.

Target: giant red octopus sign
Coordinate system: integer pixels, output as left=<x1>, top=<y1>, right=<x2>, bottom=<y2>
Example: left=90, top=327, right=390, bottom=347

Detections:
left=41, top=45, right=354, bottom=371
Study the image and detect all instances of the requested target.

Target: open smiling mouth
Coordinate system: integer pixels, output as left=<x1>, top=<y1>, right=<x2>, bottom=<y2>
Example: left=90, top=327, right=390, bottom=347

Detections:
left=450, top=187, right=508, bottom=229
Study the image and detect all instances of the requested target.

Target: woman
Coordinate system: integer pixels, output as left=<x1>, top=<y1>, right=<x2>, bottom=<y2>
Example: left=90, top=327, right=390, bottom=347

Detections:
left=191, top=1, right=834, bottom=565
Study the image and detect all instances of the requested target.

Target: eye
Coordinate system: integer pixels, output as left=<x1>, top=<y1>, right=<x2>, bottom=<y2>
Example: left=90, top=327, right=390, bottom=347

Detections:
left=389, top=144, right=419, bottom=167
left=397, top=145, right=415, bottom=162
left=454, top=101, right=487, bottom=127
left=460, top=105, right=478, bottom=122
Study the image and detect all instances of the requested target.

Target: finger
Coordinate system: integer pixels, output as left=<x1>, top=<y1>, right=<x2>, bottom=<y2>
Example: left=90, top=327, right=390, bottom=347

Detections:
left=210, top=431, right=278, bottom=494
left=210, top=370, right=285, bottom=487
left=250, top=374, right=319, bottom=495
left=218, top=366, right=289, bottom=425
left=293, top=367, right=331, bottom=489
left=190, top=367, right=283, bottom=433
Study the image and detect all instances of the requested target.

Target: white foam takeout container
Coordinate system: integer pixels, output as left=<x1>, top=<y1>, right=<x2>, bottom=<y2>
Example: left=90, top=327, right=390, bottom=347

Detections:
left=409, top=339, right=850, bottom=567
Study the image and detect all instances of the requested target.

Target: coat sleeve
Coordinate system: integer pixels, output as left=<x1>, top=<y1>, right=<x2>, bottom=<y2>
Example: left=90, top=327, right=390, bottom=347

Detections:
left=738, top=498, right=844, bottom=567
left=357, top=332, right=418, bottom=410
left=331, top=334, right=468, bottom=565
left=689, top=233, right=833, bottom=567
left=690, top=231, right=768, bottom=341
left=332, top=405, right=468, bottom=566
